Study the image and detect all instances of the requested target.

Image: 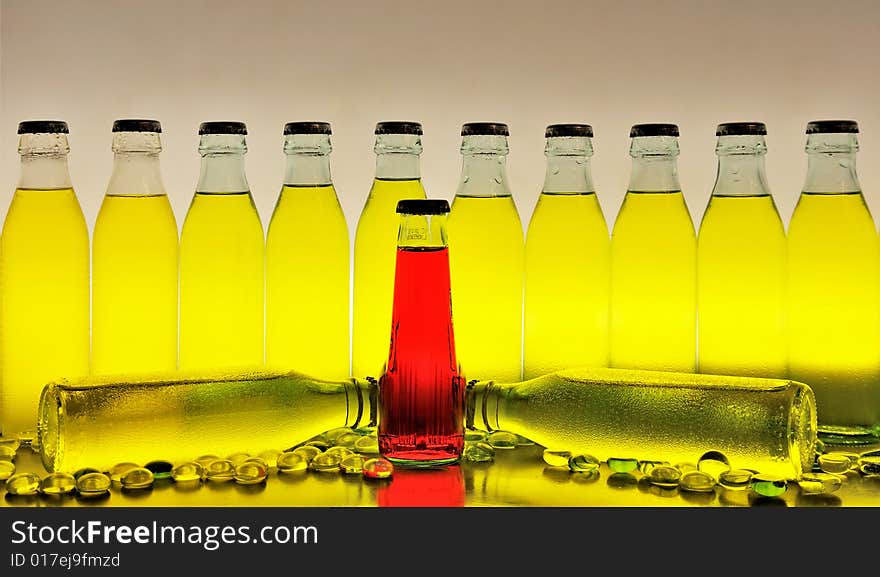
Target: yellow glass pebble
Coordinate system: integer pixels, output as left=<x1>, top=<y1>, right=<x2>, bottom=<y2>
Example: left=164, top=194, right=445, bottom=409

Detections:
left=226, top=452, right=251, bottom=466
left=818, top=453, right=852, bottom=474
left=234, top=461, right=268, bottom=485
left=859, top=455, right=880, bottom=476
left=798, top=472, right=842, bottom=495
left=463, top=442, right=495, bottom=463
left=205, top=459, right=235, bottom=482
left=0, top=438, right=20, bottom=452
left=120, top=467, right=154, bottom=490
left=638, top=460, right=666, bottom=475
left=73, top=467, right=101, bottom=480
left=5, top=472, right=40, bottom=495
left=648, top=465, right=682, bottom=488
left=309, top=452, right=342, bottom=473
left=195, top=454, right=220, bottom=469
left=679, top=470, right=716, bottom=493
left=109, top=462, right=140, bottom=483
left=324, top=427, right=353, bottom=443
left=569, top=454, right=600, bottom=473
left=0, top=445, right=16, bottom=461
left=675, top=462, right=698, bottom=473
left=718, top=469, right=754, bottom=491
left=486, top=430, right=518, bottom=449
left=293, top=446, right=321, bottom=463
left=354, top=436, right=379, bottom=455
left=325, top=446, right=354, bottom=459
left=40, top=472, right=76, bottom=495
left=542, top=449, right=571, bottom=468
left=76, top=472, right=111, bottom=496
left=0, top=460, right=16, bottom=481
left=363, top=457, right=394, bottom=479
left=334, top=433, right=361, bottom=449
left=171, top=462, right=203, bottom=483
left=277, top=452, right=308, bottom=474
left=341, top=454, right=366, bottom=474
left=697, top=450, right=731, bottom=481
left=305, top=440, right=330, bottom=451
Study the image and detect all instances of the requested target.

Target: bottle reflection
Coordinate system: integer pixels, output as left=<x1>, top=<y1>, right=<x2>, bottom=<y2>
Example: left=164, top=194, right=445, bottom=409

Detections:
left=377, top=466, right=465, bottom=507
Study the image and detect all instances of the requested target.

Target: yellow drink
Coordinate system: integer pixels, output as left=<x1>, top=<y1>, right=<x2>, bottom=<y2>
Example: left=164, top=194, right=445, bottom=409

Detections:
left=610, top=191, right=696, bottom=371
left=352, top=177, right=426, bottom=380
left=448, top=194, right=524, bottom=383
left=0, top=188, right=89, bottom=435
left=267, top=184, right=349, bottom=379
left=697, top=194, right=786, bottom=377
left=179, top=191, right=265, bottom=370
left=787, top=191, right=880, bottom=432
left=92, top=194, right=179, bottom=375
left=524, top=192, right=609, bottom=379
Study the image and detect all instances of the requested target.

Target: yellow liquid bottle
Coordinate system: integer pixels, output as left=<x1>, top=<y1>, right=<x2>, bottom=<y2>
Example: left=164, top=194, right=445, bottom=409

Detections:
left=267, top=122, right=349, bottom=379
left=787, top=120, right=880, bottom=442
left=448, top=122, right=524, bottom=383
left=179, top=122, right=265, bottom=371
left=0, top=121, right=89, bottom=436
left=352, top=122, right=426, bottom=381
left=697, top=123, right=786, bottom=378
left=611, top=124, right=696, bottom=372
left=524, top=124, right=609, bottom=379
left=92, top=120, right=179, bottom=375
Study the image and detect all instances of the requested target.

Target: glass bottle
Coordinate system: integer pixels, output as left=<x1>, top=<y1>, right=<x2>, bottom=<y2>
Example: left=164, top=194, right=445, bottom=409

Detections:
left=179, top=121, right=265, bottom=371
left=92, top=119, right=179, bottom=376
left=266, top=122, right=349, bottom=380
left=0, top=120, right=89, bottom=437
left=524, top=124, right=609, bottom=379
left=697, top=122, right=786, bottom=378
left=787, top=120, right=880, bottom=443
left=447, top=122, right=524, bottom=383
left=610, top=123, right=696, bottom=372
left=378, top=199, right=464, bottom=466
left=352, top=121, right=427, bottom=381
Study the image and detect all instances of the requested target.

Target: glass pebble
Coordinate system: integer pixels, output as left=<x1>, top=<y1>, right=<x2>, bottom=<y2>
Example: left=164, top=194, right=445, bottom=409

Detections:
left=277, top=452, right=308, bottom=474
left=76, top=472, right=111, bottom=496
left=860, top=448, right=880, bottom=459
left=859, top=455, right=880, bottom=476
left=814, top=438, right=826, bottom=455
left=145, top=460, right=174, bottom=480
left=73, top=467, right=100, bottom=480
left=362, top=457, right=394, bottom=479
left=341, top=454, right=366, bottom=474
left=293, top=446, right=321, bottom=463
left=309, top=452, right=342, bottom=473
left=718, top=469, right=754, bottom=491
left=464, top=429, right=488, bottom=443
left=607, top=457, right=639, bottom=473
left=751, top=473, right=787, bottom=497
left=40, top=472, right=76, bottom=495
left=697, top=450, right=731, bottom=481
left=463, top=442, right=495, bottom=463
left=569, top=454, right=600, bottom=473
left=334, top=433, right=361, bottom=450
left=234, top=461, right=268, bottom=485
left=515, top=434, right=535, bottom=446
left=542, top=449, right=571, bottom=468
left=798, top=472, right=842, bottom=494
left=679, top=470, right=716, bottom=493
left=638, top=460, right=666, bottom=475
left=325, top=446, right=354, bottom=459
left=171, top=462, right=203, bottom=483
left=648, top=465, right=682, bottom=488
left=205, top=459, right=235, bottom=482
left=243, top=456, right=268, bottom=470
left=257, top=450, right=282, bottom=468
left=675, top=462, right=697, bottom=473
left=109, top=462, right=140, bottom=483
left=0, top=460, right=15, bottom=481
left=487, top=430, right=518, bottom=449
left=305, top=440, right=330, bottom=451
left=0, top=445, right=16, bottom=461
left=354, top=436, right=379, bottom=455
left=818, top=453, right=853, bottom=474
left=226, top=452, right=251, bottom=466
left=0, top=438, right=20, bottom=452
left=121, top=467, right=154, bottom=490
left=324, top=427, right=353, bottom=443
left=5, top=472, right=40, bottom=495
left=195, top=454, right=220, bottom=469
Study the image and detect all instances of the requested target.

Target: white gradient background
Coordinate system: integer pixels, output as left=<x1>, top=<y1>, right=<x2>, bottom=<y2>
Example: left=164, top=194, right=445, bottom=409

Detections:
left=2, top=0, right=880, bottom=236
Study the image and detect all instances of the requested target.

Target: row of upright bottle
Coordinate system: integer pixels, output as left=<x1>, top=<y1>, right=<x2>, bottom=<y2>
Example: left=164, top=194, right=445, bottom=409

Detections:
left=0, top=118, right=877, bottom=442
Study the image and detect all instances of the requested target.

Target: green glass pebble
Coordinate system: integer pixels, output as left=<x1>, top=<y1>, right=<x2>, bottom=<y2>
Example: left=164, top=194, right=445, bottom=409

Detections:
left=569, top=454, right=600, bottom=473
left=234, top=461, right=268, bottom=485
left=542, top=449, right=571, bottom=468
left=109, top=462, right=140, bottom=483
left=860, top=448, right=880, bottom=459
left=859, top=455, right=880, bottom=476
left=73, top=467, right=100, bottom=480
left=818, top=453, right=853, bottom=474
left=463, top=442, right=495, bottom=463
left=798, top=472, right=842, bottom=494
left=76, top=472, right=111, bottom=496
left=486, top=430, right=518, bottom=449
left=171, top=462, right=203, bottom=483
left=679, top=470, right=716, bottom=493
left=277, top=452, right=308, bottom=474
left=362, top=457, right=394, bottom=479
left=515, top=434, right=536, bottom=446
left=718, top=469, right=754, bottom=491
left=334, top=433, right=361, bottom=450
left=697, top=450, right=731, bottom=481
left=257, top=450, right=282, bottom=468
left=226, top=452, right=251, bottom=466
left=195, top=454, right=220, bottom=469
left=675, top=462, right=698, bottom=473
left=324, top=427, right=353, bottom=443
left=751, top=474, right=787, bottom=497
left=464, top=429, right=488, bottom=443
left=293, top=446, right=322, bottom=463
left=341, top=454, right=366, bottom=474
left=638, top=460, right=666, bottom=475
left=121, top=467, right=154, bottom=490
left=145, top=460, right=174, bottom=480
left=0, top=460, right=15, bottom=481
left=0, top=438, right=20, bottom=452
left=305, top=440, right=330, bottom=451
left=607, top=457, right=639, bottom=473
left=0, top=445, right=16, bottom=461
left=40, top=472, right=76, bottom=495
left=354, top=436, right=379, bottom=455
left=325, top=446, right=354, bottom=459
left=309, top=452, right=343, bottom=473
left=5, top=472, right=40, bottom=496
left=205, top=459, right=235, bottom=482
left=648, top=465, right=682, bottom=488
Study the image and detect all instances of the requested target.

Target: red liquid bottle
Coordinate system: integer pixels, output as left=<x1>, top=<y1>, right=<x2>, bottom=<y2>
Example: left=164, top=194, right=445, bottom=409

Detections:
left=379, top=199, right=465, bottom=466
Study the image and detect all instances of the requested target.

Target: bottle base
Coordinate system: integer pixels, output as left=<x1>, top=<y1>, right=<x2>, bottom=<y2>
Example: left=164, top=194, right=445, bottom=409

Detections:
left=818, top=424, right=880, bottom=446
left=384, top=453, right=462, bottom=468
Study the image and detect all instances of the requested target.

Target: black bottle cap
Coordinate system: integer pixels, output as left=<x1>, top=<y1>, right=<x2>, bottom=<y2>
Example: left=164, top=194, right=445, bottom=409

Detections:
left=806, top=120, right=859, bottom=134
left=630, top=123, right=679, bottom=137
left=545, top=124, right=593, bottom=138
left=396, top=199, right=450, bottom=215
left=284, top=121, right=331, bottom=135
left=375, top=121, right=423, bottom=135
left=18, top=120, right=69, bottom=134
left=461, top=122, right=509, bottom=136
left=199, top=121, right=247, bottom=135
left=112, top=119, right=162, bottom=133
left=716, top=122, right=766, bottom=136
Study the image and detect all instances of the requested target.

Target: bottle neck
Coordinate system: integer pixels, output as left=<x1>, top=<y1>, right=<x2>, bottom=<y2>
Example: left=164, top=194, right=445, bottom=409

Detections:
left=375, top=153, right=421, bottom=180
left=18, top=132, right=72, bottom=189
left=197, top=134, right=249, bottom=193
left=712, top=135, right=770, bottom=197
left=543, top=142, right=594, bottom=195
left=803, top=133, right=860, bottom=193
left=108, top=152, right=165, bottom=196
left=284, top=133, right=332, bottom=186
left=397, top=213, right=448, bottom=249
left=457, top=134, right=510, bottom=197
left=627, top=135, right=681, bottom=192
